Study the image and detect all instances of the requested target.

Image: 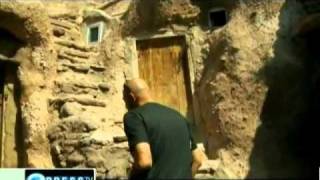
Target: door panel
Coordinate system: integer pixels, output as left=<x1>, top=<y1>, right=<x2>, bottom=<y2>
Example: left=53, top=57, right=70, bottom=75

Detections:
left=0, top=64, right=4, bottom=166
left=136, top=37, right=193, bottom=118
left=2, top=76, right=17, bottom=167
left=0, top=64, right=22, bottom=167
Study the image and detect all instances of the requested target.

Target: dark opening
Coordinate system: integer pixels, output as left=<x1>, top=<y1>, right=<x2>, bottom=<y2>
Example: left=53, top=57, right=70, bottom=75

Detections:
left=0, top=28, right=23, bottom=57
left=246, top=19, right=318, bottom=178
left=89, top=26, right=99, bottom=43
left=209, top=9, right=227, bottom=27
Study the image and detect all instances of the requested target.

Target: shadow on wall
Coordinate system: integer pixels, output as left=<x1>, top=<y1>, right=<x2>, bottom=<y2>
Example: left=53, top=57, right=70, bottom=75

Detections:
left=247, top=1, right=314, bottom=178
left=12, top=65, right=24, bottom=167
left=0, top=28, right=24, bottom=57
left=194, top=36, right=231, bottom=158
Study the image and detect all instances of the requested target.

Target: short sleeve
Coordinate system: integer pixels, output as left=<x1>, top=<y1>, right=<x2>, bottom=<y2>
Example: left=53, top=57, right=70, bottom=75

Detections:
left=124, top=112, right=149, bottom=152
left=187, top=122, right=197, bottom=151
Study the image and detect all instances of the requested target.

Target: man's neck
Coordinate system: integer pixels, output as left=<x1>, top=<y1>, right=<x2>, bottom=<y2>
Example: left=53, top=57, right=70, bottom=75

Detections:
left=138, top=99, right=154, bottom=106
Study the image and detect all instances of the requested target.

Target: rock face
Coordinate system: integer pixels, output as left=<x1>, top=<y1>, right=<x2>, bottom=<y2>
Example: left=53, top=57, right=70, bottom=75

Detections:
left=0, top=0, right=314, bottom=179
left=196, top=3, right=280, bottom=177
left=196, top=0, right=311, bottom=178
left=0, top=1, right=56, bottom=168
left=48, top=118, right=130, bottom=179
left=122, top=0, right=200, bottom=35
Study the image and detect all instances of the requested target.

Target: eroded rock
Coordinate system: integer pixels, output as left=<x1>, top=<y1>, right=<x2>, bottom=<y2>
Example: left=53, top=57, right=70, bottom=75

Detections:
left=60, top=102, right=84, bottom=117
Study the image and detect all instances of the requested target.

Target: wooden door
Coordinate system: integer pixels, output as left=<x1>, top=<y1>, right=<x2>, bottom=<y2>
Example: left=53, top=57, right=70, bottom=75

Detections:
left=0, top=63, right=23, bottom=167
left=136, top=36, right=193, bottom=118
left=0, top=63, right=5, bottom=167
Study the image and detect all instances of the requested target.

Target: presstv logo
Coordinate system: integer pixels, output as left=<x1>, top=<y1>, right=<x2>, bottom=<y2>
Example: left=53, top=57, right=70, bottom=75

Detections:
left=27, top=173, right=45, bottom=180
left=25, top=169, right=95, bottom=180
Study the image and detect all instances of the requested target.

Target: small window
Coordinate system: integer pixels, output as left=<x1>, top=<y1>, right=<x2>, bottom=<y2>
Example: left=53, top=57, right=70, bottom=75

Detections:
left=89, top=26, right=99, bottom=42
left=208, top=8, right=228, bottom=28
left=86, top=22, right=104, bottom=44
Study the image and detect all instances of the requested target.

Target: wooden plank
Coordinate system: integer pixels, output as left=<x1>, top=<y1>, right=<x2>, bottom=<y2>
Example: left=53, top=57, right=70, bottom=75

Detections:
left=0, top=64, right=21, bottom=167
left=0, top=54, right=20, bottom=65
left=0, top=63, right=5, bottom=167
left=137, top=37, right=193, bottom=118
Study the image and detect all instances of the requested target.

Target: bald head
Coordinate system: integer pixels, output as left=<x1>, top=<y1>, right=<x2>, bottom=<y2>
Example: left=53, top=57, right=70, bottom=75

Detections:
left=125, top=78, right=153, bottom=106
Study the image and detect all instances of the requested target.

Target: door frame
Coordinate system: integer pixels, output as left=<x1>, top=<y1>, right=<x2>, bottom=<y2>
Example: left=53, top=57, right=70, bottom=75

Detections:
left=125, top=33, right=201, bottom=125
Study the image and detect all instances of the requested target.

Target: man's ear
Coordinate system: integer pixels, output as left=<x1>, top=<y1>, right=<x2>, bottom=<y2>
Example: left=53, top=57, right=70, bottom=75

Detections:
left=125, top=79, right=135, bottom=90
left=123, top=85, right=136, bottom=110
left=130, top=92, right=136, bottom=101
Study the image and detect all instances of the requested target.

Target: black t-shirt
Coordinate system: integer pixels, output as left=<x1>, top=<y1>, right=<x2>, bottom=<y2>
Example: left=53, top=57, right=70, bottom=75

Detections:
left=124, top=102, right=197, bottom=179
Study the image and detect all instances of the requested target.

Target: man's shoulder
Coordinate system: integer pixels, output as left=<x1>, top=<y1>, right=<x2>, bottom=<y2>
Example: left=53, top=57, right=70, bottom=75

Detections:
left=123, top=110, right=142, bottom=123
left=125, top=103, right=186, bottom=121
left=131, top=103, right=163, bottom=114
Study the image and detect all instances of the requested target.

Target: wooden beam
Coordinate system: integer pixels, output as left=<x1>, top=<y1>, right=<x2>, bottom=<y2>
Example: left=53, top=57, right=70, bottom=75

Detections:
left=0, top=54, right=20, bottom=66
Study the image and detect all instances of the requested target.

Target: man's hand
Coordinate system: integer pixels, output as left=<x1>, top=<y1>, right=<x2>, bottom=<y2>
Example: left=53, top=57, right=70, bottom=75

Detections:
left=191, top=148, right=208, bottom=177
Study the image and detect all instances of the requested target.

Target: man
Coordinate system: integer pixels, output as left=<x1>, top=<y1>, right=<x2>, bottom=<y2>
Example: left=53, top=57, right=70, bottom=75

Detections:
left=123, top=78, right=207, bottom=179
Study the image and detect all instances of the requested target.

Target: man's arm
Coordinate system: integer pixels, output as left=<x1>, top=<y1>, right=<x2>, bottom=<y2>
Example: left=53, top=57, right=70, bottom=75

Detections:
left=186, top=122, right=208, bottom=177
left=124, top=112, right=153, bottom=176
left=132, top=142, right=152, bottom=169
left=191, top=148, right=208, bottom=177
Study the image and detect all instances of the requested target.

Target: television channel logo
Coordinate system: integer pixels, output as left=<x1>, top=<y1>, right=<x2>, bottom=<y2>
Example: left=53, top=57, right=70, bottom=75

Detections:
left=25, top=169, right=95, bottom=180
left=26, top=173, right=45, bottom=180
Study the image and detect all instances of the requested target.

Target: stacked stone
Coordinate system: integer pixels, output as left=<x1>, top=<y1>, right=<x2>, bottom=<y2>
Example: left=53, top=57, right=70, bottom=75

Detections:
left=47, top=117, right=131, bottom=179
left=47, top=12, right=131, bottom=179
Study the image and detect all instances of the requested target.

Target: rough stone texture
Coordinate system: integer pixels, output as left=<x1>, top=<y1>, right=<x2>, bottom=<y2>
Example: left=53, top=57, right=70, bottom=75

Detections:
left=122, top=0, right=200, bottom=35
left=45, top=2, right=130, bottom=178
left=48, top=118, right=130, bottom=179
left=0, top=1, right=56, bottom=167
left=196, top=0, right=310, bottom=178
left=0, top=0, right=314, bottom=179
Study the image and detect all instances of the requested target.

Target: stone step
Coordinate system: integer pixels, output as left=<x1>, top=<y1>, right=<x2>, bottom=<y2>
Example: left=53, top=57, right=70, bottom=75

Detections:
left=57, top=51, right=88, bottom=64
left=55, top=84, right=97, bottom=96
left=50, top=95, right=106, bottom=107
left=49, top=14, right=78, bottom=21
left=55, top=80, right=99, bottom=90
left=50, top=19, right=80, bottom=31
left=57, top=47, right=99, bottom=62
left=56, top=70, right=104, bottom=83
left=54, top=38, right=91, bottom=52
left=55, top=80, right=110, bottom=94
left=59, top=62, right=90, bottom=73
left=60, top=47, right=98, bottom=59
left=52, top=17, right=79, bottom=25
left=89, top=64, right=106, bottom=72
left=52, top=26, right=82, bottom=40
left=56, top=80, right=110, bottom=91
left=58, top=62, right=106, bottom=73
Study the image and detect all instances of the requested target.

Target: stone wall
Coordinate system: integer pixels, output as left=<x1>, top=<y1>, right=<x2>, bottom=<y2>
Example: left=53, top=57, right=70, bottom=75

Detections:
left=0, top=0, right=313, bottom=179
left=46, top=3, right=131, bottom=178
